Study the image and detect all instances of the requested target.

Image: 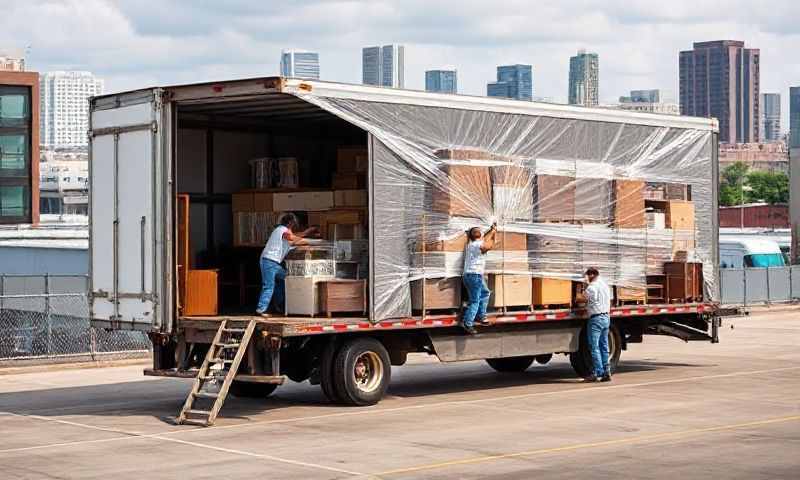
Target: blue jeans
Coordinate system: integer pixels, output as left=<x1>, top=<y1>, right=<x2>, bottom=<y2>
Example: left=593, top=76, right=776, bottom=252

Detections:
left=587, top=313, right=611, bottom=377
left=257, top=258, right=286, bottom=314
left=462, top=273, right=490, bottom=327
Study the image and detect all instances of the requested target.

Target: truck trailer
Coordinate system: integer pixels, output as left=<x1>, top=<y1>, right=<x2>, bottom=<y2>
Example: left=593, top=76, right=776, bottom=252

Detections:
left=88, top=77, right=720, bottom=426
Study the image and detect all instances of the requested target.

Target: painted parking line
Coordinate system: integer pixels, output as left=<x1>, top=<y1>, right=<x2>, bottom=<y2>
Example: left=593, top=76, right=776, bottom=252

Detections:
left=375, top=415, right=800, bottom=477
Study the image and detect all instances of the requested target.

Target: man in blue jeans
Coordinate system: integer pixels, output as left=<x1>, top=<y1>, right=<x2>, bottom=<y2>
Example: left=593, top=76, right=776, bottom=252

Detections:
left=583, top=267, right=612, bottom=382
left=256, top=213, right=318, bottom=317
left=461, top=223, right=497, bottom=334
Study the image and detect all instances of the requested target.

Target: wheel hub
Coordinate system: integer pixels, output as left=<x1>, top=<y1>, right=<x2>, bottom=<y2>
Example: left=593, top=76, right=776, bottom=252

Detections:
left=353, top=351, right=383, bottom=393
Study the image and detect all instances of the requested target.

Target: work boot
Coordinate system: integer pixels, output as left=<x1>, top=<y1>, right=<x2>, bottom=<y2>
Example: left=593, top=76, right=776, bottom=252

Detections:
left=463, top=325, right=478, bottom=335
left=583, top=375, right=600, bottom=382
left=476, top=317, right=491, bottom=326
left=601, top=373, right=612, bottom=382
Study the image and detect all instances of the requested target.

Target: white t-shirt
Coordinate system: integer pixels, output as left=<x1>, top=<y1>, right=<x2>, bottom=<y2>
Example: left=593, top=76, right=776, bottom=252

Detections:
left=261, top=225, right=293, bottom=263
left=463, top=239, right=486, bottom=274
left=585, top=277, right=612, bottom=316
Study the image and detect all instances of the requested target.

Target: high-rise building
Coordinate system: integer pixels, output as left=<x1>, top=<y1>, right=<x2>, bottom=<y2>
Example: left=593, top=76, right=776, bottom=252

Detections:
left=0, top=54, right=25, bottom=72
left=39, top=71, right=104, bottom=147
left=425, top=70, right=457, bottom=94
left=486, top=64, right=532, bottom=101
left=362, top=45, right=404, bottom=88
left=790, top=87, right=800, bottom=149
left=619, top=89, right=660, bottom=103
left=617, top=89, right=678, bottom=115
left=280, top=50, right=320, bottom=79
left=679, top=40, right=760, bottom=144
left=760, top=93, right=781, bottom=142
left=568, top=50, right=599, bottom=107
left=0, top=70, right=40, bottom=224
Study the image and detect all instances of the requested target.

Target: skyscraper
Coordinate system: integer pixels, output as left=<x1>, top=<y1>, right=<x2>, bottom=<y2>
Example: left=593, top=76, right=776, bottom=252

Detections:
left=362, top=45, right=404, bottom=88
left=760, top=93, right=781, bottom=142
left=39, top=71, right=104, bottom=147
left=790, top=87, right=800, bottom=148
left=619, top=89, right=660, bottom=103
left=679, top=40, right=760, bottom=144
left=425, top=70, right=457, bottom=94
left=568, top=50, right=599, bottom=107
left=280, top=50, right=320, bottom=79
left=486, top=64, right=532, bottom=101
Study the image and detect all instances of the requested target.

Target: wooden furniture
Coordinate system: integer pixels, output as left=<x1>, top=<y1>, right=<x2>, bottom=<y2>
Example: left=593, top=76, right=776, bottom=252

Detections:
left=532, top=278, right=572, bottom=307
left=616, top=286, right=646, bottom=305
left=488, top=274, right=532, bottom=307
left=572, top=281, right=587, bottom=306
left=319, top=279, right=367, bottom=317
left=177, top=194, right=190, bottom=312
left=613, top=180, right=646, bottom=228
left=645, top=274, right=666, bottom=304
left=645, top=199, right=696, bottom=230
left=664, top=261, right=703, bottom=302
left=534, top=175, right=575, bottom=222
left=411, top=277, right=462, bottom=311
left=184, top=269, right=219, bottom=316
left=575, top=178, right=612, bottom=223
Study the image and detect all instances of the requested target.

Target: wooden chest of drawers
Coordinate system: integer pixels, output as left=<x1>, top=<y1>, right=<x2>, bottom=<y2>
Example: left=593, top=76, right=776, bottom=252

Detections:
left=664, top=261, right=703, bottom=302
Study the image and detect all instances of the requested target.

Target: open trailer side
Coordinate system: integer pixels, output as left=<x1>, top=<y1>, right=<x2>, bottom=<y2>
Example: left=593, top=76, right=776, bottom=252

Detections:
left=90, top=77, right=720, bottom=424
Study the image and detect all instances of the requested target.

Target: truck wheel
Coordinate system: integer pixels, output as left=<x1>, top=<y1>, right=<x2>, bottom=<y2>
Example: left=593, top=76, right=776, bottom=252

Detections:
left=570, top=323, right=622, bottom=378
left=486, top=356, right=535, bottom=372
left=229, top=381, right=278, bottom=398
left=333, top=337, right=391, bottom=406
left=534, top=353, right=553, bottom=365
left=320, top=339, right=345, bottom=404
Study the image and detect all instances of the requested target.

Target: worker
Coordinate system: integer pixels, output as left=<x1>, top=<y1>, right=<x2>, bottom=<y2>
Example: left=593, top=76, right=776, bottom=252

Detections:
left=583, top=267, right=613, bottom=382
left=256, top=213, right=318, bottom=317
left=461, top=223, right=497, bottom=334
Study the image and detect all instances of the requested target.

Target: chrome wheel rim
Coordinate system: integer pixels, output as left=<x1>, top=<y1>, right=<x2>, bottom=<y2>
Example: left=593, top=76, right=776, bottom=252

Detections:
left=353, top=351, right=383, bottom=393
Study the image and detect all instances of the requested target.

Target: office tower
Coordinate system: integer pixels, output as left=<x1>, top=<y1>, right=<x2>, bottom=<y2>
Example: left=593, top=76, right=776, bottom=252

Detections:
left=679, top=40, right=760, bottom=144
left=486, top=64, right=533, bottom=101
left=280, top=50, right=320, bottom=79
left=425, top=70, right=457, bottom=94
left=568, top=50, right=599, bottom=107
left=618, top=89, right=678, bottom=114
left=619, top=89, right=660, bottom=103
left=362, top=45, right=405, bottom=88
left=760, top=93, right=781, bottom=142
left=791, top=87, right=800, bottom=148
left=39, top=71, right=104, bottom=147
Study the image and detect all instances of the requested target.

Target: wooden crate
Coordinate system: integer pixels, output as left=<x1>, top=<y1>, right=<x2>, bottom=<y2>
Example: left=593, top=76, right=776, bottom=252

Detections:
left=533, top=175, right=575, bottom=222
left=488, top=274, right=532, bottom=307
left=431, top=164, right=493, bottom=217
left=319, top=279, right=367, bottom=316
left=532, top=278, right=572, bottom=306
left=184, top=269, right=219, bottom=316
left=616, top=286, right=646, bottom=304
left=613, top=180, right=645, bottom=228
left=664, top=261, right=703, bottom=302
left=411, top=277, right=462, bottom=310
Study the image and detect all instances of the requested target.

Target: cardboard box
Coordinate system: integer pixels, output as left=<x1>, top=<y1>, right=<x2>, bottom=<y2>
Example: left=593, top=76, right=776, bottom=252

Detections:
left=273, top=191, right=334, bottom=212
left=337, top=147, right=368, bottom=173
left=432, top=164, right=493, bottom=217
left=417, top=233, right=468, bottom=252
left=534, top=175, right=575, bottom=222
left=285, top=276, right=329, bottom=316
left=613, top=179, right=646, bottom=228
left=532, top=278, right=572, bottom=306
left=493, top=185, right=533, bottom=221
left=575, top=178, right=612, bottom=223
left=411, top=277, right=462, bottom=310
left=488, top=274, right=533, bottom=307
left=253, top=192, right=273, bottom=212
left=231, top=192, right=254, bottom=212
left=319, top=279, right=367, bottom=315
left=321, top=209, right=366, bottom=239
left=334, top=190, right=367, bottom=207
left=494, top=231, right=527, bottom=251
left=332, top=173, right=366, bottom=190
left=491, top=165, right=531, bottom=188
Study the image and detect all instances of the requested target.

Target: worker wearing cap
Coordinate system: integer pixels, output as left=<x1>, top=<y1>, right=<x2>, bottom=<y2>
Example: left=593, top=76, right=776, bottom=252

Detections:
left=461, top=223, right=497, bottom=334
left=583, top=267, right=613, bottom=382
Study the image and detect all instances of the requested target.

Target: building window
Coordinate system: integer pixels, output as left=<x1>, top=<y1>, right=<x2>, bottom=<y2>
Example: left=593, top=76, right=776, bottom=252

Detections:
left=0, top=85, right=31, bottom=224
left=0, top=185, right=29, bottom=219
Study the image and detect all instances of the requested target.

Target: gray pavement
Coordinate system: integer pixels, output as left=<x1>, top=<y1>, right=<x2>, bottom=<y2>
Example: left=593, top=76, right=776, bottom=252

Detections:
left=1, top=310, right=799, bottom=479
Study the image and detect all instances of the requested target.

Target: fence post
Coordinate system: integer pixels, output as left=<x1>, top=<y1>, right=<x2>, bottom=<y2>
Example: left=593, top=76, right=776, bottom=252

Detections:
left=45, top=274, right=52, bottom=356
left=0, top=273, right=4, bottom=312
left=765, top=265, right=771, bottom=306
left=742, top=268, right=747, bottom=310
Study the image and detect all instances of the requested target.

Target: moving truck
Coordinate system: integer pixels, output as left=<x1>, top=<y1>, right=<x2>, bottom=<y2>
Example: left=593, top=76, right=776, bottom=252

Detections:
left=89, top=77, right=720, bottom=425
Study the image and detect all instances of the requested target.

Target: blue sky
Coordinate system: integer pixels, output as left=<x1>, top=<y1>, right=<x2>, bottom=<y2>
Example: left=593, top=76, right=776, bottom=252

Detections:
left=4, top=0, right=799, bottom=128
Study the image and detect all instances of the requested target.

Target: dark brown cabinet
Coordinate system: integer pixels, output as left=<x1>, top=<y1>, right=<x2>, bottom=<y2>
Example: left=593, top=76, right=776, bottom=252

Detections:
left=664, top=262, right=703, bottom=302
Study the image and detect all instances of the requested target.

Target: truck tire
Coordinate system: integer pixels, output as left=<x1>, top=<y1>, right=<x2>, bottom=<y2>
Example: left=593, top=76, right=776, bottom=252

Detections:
left=570, top=323, right=622, bottom=378
left=485, top=356, right=535, bottom=372
left=534, top=353, right=553, bottom=365
left=333, top=337, right=391, bottom=406
left=320, top=339, right=346, bottom=404
left=229, top=381, right=278, bottom=398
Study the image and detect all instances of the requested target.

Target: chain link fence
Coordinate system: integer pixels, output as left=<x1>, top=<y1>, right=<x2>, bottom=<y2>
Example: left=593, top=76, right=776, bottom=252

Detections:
left=720, top=266, right=800, bottom=307
left=0, top=275, right=151, bottom=365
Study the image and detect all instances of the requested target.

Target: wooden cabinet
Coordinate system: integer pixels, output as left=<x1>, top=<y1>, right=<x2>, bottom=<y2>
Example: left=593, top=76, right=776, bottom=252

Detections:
left=534, top=175, right=575, bottom=222
left=664, top=262, right=703, bottom=302
left=411, top=277, right=462, bottom=311
left=488, top=274, right=532, bottom=307
left=613, top=180, right=646, bottom=228
left=645, top=200, right=696, bottom=231
left=177, top=194, right=190, bottom=312
left=616, top=286, right=646, bottom=304
left=319, top=279, right=367, bottom=316
left=184, top=269, right=219, bottom=316
left=532, top=278, right=572, bottom=307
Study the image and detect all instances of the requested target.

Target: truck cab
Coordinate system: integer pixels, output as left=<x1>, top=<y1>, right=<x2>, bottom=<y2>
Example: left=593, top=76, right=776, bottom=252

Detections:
left=719, top=237, right=785, bottom=269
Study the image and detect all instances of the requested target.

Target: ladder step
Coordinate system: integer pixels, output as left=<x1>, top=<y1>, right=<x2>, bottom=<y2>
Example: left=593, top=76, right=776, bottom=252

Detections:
left=215, top=343, right=241, bottom=349
left=223, top=328, right=246, bottom=334
left=186, top=409, right=211, bottom=416
left=193, top=391, right=219, bottom=399
left=199, top=375, right=220, bottom=382
left=212, top=358, right=234, bottom=364
left=181, top=418, right=210, bottom=427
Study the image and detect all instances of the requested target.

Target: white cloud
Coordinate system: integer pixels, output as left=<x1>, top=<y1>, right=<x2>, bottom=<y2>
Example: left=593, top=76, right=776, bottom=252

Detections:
left=3, top=0, right=799, bottom=128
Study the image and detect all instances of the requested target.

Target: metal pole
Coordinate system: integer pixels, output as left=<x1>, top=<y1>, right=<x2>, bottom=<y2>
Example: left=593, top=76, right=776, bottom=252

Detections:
left=45, top=274, right=51, bottom=356
left=743, top=268, right=748, bottom=310
left=765, top=265, right=771, bottom=306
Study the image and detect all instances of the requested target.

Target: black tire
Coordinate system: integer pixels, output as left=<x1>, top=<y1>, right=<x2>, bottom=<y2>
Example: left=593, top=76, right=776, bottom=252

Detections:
left=485, top=356, right=535, bottom=372
left=320, top=339, right=345, bottom=404
left=534, top=353, right=553, bottom=365
left=570, top=322, right=622, bottom=378
left=333, top=337, right=391, bottom=406
left=229, top=381, right=278, bottom=398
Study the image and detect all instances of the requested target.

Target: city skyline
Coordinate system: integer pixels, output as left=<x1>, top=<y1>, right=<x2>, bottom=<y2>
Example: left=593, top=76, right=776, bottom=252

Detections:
left=3, top=1, right=798, bottom=128
left=280, top=49, right=320, bottom=79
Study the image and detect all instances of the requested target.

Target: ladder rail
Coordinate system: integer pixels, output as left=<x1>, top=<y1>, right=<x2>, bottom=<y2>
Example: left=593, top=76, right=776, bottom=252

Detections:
left=207, top=320, right=256, bottom=425
left=177, top=319, right=228, bottom=424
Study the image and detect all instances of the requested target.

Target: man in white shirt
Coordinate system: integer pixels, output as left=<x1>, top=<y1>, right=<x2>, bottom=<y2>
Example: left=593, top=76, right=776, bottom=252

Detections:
left=583, top=267, right=612, bottom=382
left=256, top=213, right=318, bottom=317
left=461, top=223, right=497, bottom=334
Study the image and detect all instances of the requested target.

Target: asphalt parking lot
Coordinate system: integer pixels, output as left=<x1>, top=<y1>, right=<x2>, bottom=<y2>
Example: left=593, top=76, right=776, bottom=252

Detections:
left=1, top=309, right=799, bottom=479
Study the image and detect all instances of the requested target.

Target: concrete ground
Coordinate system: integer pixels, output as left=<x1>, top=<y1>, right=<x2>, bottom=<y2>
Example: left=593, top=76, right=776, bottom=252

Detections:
left=1, top=310, right=798, bottom=480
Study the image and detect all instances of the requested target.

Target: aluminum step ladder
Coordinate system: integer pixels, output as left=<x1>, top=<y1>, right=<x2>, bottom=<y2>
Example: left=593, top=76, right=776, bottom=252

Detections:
left=177, top=319, right=256, bottom=426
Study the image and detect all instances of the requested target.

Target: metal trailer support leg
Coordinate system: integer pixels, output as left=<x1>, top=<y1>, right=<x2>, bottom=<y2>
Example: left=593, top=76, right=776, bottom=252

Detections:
left=269, top=336, right=281, bottom=376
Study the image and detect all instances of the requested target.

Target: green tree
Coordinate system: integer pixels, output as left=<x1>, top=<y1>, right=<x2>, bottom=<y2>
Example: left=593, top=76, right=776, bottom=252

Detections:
left=719, top=161, right=749, bottom=206
left=745, top=170, right=789, bottom=204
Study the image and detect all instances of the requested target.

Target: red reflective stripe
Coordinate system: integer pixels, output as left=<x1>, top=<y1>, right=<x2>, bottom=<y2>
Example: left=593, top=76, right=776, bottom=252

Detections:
left=515, top=314, right=528, bottom=321
left=402, top=320, right=418, bottom=326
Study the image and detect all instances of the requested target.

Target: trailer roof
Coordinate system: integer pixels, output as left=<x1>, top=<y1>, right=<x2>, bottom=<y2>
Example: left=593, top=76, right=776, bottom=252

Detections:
left=95, top=76, right=718, bottom=132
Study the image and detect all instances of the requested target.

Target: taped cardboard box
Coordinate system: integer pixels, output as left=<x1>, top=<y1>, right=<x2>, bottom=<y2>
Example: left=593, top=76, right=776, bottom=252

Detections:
left=273, top=191, right=334, bottom=212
